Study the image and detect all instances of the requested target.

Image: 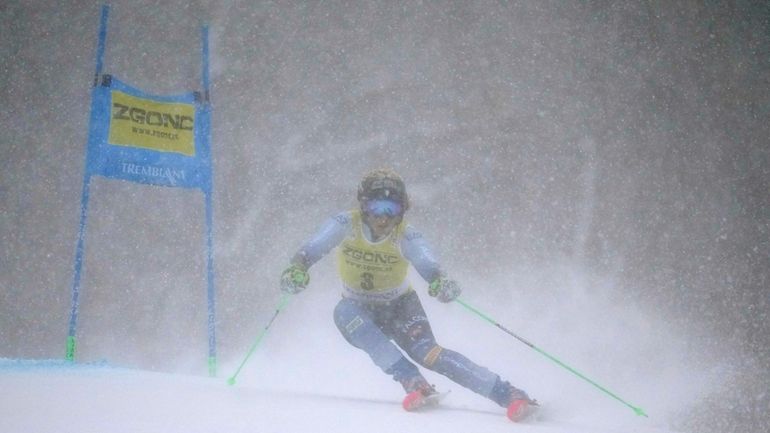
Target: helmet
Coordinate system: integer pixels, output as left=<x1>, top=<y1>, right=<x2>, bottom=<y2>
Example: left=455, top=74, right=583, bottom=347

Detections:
left=357, top=168, right=410, bottom=215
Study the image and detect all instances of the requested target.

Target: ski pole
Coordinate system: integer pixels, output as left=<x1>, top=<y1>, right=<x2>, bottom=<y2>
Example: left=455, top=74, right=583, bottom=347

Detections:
left=454, top=297, right=648, bottom=417
left=227, top=293, right=291, bottom=386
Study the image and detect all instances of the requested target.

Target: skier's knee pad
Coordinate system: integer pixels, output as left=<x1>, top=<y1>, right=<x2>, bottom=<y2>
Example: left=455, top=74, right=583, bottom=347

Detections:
left=422, top=344, right=444, bottom=368
left=409, top=342, right=444, bottom=368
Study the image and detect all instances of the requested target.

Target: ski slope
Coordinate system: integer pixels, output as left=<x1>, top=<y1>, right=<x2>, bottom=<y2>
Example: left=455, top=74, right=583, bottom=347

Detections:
left=2, top=277, right=709, bottom=433
left=2, top=268, right=719, bottom=433
left=1, top=360, right=676, bottom=433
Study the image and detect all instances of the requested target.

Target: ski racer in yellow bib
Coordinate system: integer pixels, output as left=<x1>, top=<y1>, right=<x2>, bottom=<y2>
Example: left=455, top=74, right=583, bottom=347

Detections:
left=280, top=168, right=537, bottom=421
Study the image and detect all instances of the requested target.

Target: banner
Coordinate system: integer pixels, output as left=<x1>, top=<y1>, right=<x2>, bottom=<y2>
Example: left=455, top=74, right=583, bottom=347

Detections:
left=85, top=75, right=211, bottom=191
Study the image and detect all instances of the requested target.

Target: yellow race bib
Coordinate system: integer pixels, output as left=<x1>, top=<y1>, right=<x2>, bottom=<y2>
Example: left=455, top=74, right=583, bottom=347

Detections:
left=337, top=210, right=409, bottom=296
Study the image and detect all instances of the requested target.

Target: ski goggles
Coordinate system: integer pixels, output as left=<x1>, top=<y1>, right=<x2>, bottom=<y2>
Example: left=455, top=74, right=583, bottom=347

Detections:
left=364, top=199, right=403, bottom=217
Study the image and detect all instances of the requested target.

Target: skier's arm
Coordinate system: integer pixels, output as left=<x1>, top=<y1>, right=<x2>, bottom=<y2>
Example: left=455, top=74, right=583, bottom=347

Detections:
left=401, top=225, right=443, bottom=282
left=402, top=225, right=461, bottom=303
left=281, top=212, right=350, bottom=294
left=290, top=212, right=351, bottom=269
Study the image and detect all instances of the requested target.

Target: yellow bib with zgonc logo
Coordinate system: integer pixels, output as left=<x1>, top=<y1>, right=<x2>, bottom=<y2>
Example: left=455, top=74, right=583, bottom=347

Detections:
left=336, top=210, right=410, bottom=301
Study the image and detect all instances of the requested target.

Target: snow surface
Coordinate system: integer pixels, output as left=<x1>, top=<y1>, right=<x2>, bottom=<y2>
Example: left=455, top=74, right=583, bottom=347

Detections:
left=2, top=273, right=702, bottom=433
left=0, top=360, right=674, bottom=433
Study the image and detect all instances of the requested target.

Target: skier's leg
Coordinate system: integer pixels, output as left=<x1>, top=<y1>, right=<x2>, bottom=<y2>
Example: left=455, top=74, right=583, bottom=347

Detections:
left=391, top=292, right=530, bottom=407
left=333, top=297, right=423, bottom=385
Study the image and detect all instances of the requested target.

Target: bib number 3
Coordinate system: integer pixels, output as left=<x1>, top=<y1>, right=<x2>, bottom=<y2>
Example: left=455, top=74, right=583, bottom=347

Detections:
left=360, top=272, right=375, bottom=291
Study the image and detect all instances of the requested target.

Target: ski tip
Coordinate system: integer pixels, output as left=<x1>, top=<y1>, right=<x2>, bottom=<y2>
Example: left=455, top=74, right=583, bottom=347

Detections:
left=226, top=377, right=236, bottom=386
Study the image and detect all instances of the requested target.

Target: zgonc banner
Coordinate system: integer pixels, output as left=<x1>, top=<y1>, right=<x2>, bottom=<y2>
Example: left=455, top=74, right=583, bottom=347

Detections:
left=85, top=75, right=211, bottom=190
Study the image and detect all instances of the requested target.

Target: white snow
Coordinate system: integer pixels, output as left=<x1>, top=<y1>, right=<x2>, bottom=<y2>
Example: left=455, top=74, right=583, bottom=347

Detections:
left=0, top=361, right=674, bottom=433
left=1, top=274, right=706, bottom=433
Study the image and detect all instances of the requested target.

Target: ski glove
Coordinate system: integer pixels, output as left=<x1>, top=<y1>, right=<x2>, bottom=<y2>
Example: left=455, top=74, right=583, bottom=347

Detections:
left=428, top=277, right=461, bottom=303
left=280, top=264, right=310, bottom=294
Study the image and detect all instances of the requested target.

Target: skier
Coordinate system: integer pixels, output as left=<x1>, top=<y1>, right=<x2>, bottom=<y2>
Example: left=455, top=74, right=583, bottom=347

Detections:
left=280, top=168, right=537, bottom=421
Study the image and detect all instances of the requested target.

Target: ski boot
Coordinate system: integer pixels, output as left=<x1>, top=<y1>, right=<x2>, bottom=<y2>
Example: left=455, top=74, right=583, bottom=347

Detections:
left=401, top=376, right=441, bottom=411
left=490, top=378, right=539, bottom=422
